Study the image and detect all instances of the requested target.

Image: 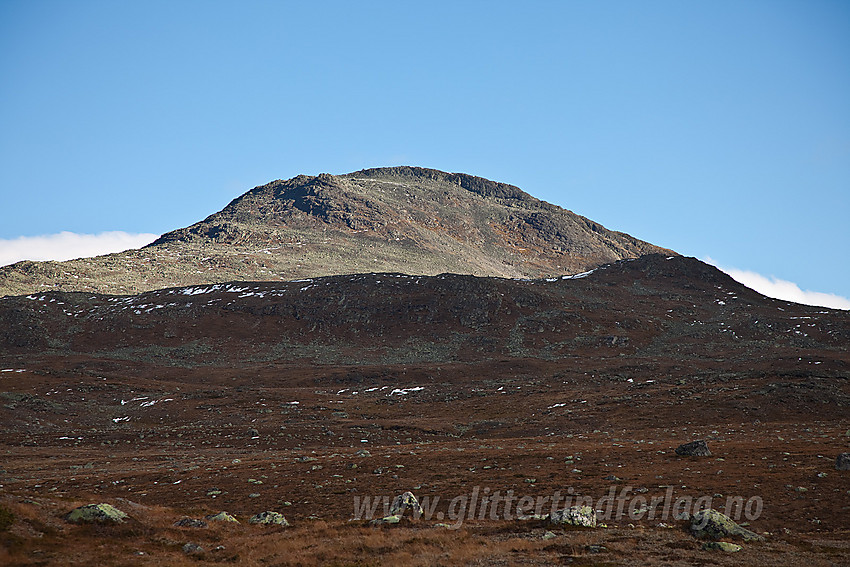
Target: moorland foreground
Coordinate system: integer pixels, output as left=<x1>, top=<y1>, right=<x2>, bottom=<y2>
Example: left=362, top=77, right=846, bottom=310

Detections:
left=1, top=254, right=849, bottom=565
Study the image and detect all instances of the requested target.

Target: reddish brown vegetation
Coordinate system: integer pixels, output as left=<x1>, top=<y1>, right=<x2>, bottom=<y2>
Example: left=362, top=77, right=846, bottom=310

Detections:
left=1, top=255, right=848, bottom=564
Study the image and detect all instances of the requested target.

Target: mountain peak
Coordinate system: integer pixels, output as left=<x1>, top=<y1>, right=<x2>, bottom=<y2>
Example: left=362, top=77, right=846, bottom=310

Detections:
left=1, top=167, right=675, bottom=296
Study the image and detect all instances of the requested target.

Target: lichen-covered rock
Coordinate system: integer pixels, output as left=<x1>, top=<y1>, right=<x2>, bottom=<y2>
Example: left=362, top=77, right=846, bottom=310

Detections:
left=517, top=513, right=549, bottom=521
left=691, top=509, right=764, bottom=542
left=64, top=503, right=128, bottom=524
left=249, top=511, right=289, bottom=526
left=836, top=453, right=850, bottom=471
left=549, top=505, right=597, bottom=528
left=675, top=440, right=711, bottom=457
left=206, top=511, right=239, bottom=523
left=702, top=541, right=742, bottom=552
left=369, top=514, right=401, bottom=525
left=389, top=491, right=422, bottom=517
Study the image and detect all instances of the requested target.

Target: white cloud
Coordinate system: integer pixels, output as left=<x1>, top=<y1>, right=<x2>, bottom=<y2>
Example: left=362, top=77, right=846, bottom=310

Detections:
left=0, top=231, right=159, bottom=267
left=704, top=257, right=850, bottom=310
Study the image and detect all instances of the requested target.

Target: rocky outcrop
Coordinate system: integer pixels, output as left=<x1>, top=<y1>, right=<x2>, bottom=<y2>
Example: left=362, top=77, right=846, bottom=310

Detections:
left=690, top=509, right=764, bottom=542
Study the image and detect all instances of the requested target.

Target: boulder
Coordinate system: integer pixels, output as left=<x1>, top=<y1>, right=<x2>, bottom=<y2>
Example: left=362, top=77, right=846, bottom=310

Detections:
left=389, top=491, right=422, bottom=517
left=836, top=453, right=850, bottom=471
left=206, top=511, right=240, bottom=523
left=675, top=440, right=711, bottom=457
left=691, top=509, right=764, bottom=542
left=549, top=505, right=597, bottom=528
left=65, top=503, right=128, bottom=524
left=249, top=511, right=289, bottom=526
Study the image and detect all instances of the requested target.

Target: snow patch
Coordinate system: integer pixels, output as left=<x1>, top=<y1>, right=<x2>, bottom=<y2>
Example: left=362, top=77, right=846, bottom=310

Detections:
left=389, top=386, right=425, bottom=396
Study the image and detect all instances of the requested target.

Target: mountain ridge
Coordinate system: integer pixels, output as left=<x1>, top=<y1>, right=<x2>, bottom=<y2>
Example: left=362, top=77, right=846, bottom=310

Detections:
left=0, top=167, right=674, bottom=296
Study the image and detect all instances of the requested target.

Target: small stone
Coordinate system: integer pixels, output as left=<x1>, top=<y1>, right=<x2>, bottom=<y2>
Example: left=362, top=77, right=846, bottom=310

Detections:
left=182, top=542, right=204, bottom=555
left=517, top=514, right=548, bottom=521
left=702, top=541, right=742, bottom=552
left=206, top=511, right=239, bottom=523
left=173, top=518, right=207, bottom=528
left=835, top=453, right=850, bottom=471
left=369, top=514, right=401, bottom=525
left=542, top=530, right=557, bottom=540
left=249, top=493, right=261, bottom=498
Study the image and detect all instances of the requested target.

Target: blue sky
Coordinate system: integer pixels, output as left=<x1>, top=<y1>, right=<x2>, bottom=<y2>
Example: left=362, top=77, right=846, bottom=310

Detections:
left=1, top=1, right=848, bottom=307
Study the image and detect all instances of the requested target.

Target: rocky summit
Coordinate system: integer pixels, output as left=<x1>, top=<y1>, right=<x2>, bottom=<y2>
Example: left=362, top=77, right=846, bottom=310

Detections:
left=0, top=166, right=672, bottom=296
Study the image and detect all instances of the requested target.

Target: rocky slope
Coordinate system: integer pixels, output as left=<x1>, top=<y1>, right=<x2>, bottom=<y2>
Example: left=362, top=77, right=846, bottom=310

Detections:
left=0, top=167, right=673, bottom=296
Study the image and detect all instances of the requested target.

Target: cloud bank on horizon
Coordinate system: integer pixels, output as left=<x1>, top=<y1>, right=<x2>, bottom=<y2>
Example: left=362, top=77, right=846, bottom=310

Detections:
left=704, top=257, right=850, bottom=311
left=0, top=232, right=158, bottom=266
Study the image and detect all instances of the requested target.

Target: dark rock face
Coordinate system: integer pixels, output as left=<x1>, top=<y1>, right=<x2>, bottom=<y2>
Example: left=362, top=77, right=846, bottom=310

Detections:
left=675, top=440, right=712, bottom=457
left=837, top=453, right=850, bottom=471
